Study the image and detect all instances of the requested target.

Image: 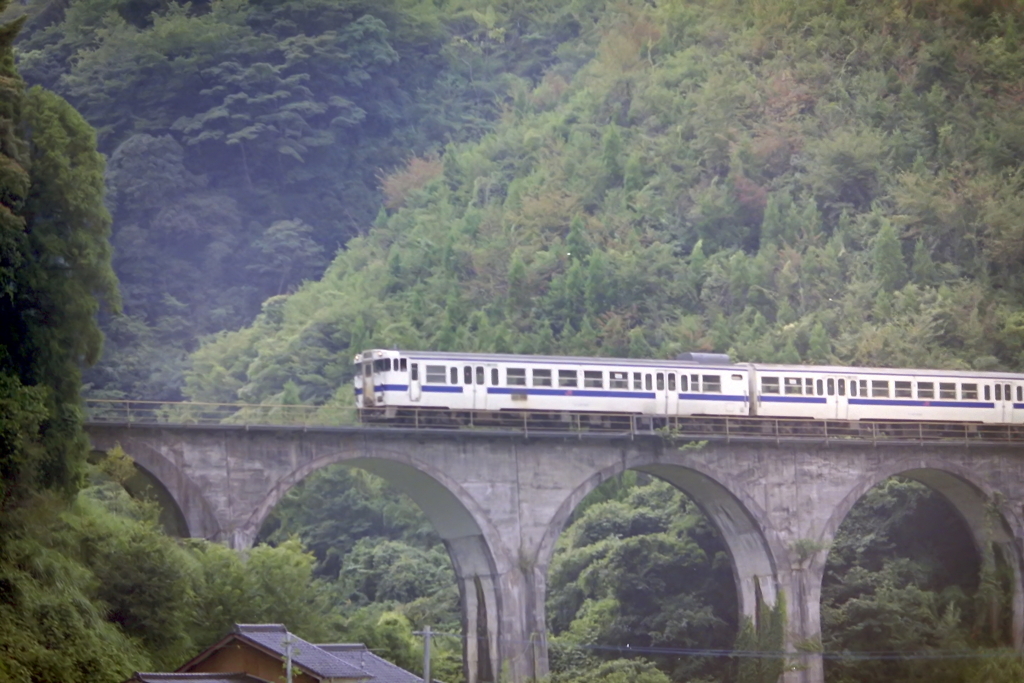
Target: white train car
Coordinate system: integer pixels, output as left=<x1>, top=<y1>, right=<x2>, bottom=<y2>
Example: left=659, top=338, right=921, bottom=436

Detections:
left=355, top=349, right=750, bottom=418
left=354, top=350, right=1024, bottom=425
left=749, top=363, right=1024, bottom=424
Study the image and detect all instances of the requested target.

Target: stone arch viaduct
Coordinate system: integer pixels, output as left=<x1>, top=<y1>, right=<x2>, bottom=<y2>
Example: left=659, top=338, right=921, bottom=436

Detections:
left=84, top=422, right=1024, bottom=683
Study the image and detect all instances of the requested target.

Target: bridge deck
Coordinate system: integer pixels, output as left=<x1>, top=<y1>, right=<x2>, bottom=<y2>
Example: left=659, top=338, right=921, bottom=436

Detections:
left=84, top=399, right=1024, bottom=447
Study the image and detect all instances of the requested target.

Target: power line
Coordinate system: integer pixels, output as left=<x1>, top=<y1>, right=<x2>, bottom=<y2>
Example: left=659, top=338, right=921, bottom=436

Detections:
left=420, top=630, right=1024, bottom=662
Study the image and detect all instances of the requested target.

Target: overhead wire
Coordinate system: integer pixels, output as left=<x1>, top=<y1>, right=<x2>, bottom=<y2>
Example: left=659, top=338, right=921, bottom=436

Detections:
left=418, top=630, right=1024, bottom=662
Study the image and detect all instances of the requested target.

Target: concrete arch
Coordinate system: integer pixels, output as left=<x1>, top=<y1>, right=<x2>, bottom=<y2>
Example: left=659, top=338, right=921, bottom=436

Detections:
left=126, top=461, right=190, bottom=537
left=534, top=454, right=784, bottom=623
left=234, top=444, right=515, bottom=683
left=90, top=432, right=222, bottom=541
left=820, top=455, right=1024, bottom=648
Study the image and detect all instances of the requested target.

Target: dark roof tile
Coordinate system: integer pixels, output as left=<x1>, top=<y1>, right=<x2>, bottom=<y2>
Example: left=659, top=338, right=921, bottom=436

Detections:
left=233, top=624, right=368, bottom=680
left=316, top=644, right=425, bottom=683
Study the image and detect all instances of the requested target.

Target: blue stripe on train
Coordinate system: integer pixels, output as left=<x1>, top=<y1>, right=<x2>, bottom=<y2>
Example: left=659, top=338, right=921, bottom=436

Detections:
left=488, top=387, right=654, bottom=399
left=761, top=395, right=828, bottom=404
left=678, top=393, right=746, bottom=402
left=849, top=398, right=994, bottom=408
left=422, top=385, right=464, bottom=393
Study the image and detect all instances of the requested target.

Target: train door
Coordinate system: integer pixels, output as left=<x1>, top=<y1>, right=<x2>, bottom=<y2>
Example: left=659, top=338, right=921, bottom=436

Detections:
left=409, top=362, right=422, bottom=401
left=994, top=381, right=1014, bottom=423
left=827, top=375, right=852, bottom=420
left=655, top=371, right=671, bottom=416
left=462, top=365, right=486, bottom=410
left=665, top=372, right=679, bottom=416
left=362, top=361, right=375, bottom=406
left=1013, top=384, right=1024, bottom=424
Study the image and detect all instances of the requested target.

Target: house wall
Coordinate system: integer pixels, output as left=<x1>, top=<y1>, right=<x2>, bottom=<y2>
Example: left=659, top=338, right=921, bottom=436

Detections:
left=185, top=641, right=320, bottom=683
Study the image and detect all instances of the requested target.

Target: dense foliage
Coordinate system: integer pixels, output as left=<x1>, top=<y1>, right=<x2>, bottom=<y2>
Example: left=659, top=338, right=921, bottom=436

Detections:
left=182, top=0, right=1024, bottom=411
left=546, top=476, right=737, bottom=682
left=4, top=0, right=589, bottom=399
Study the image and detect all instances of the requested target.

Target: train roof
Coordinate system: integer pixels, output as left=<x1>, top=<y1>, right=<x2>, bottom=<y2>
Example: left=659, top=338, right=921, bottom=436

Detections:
left=357, top=349, right=736, bottom=370
left=356, top=349, right=1024, bottom=381
left=747, top=362, right=1024, bottom=380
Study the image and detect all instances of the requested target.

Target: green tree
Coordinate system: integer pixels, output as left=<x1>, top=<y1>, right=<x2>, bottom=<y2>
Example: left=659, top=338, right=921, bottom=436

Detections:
left=0, top=5, right=117, bottom=509
left=734, top=594, right=785, bottom=683
left=872, top=219, right=906, bottom=294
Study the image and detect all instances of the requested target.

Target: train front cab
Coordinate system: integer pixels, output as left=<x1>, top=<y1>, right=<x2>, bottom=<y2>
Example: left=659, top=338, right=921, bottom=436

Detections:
left=355, top=350, right=411, bottom=416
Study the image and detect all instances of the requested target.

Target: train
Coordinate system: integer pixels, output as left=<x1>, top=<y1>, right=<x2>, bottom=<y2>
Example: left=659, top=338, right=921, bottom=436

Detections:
left=353, top=349, right=1024, bottom=426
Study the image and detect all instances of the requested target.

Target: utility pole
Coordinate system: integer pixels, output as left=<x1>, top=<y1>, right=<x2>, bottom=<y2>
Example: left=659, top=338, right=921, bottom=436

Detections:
left=284, top=632, right=294, bottom=683
left=414, top=625, right=432, bottom=683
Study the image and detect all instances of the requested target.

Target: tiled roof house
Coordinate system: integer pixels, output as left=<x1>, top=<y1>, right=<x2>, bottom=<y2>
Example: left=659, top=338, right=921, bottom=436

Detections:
left=316, top=644, right=423, bottom=683
left=125, top=624, right=430, bottom=683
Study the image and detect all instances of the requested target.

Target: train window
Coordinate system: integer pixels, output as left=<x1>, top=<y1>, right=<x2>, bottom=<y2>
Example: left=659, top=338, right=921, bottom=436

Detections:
left=450, top=367, right=458, bottom=385
left=762, top=377, right=780, bottom=394
left=849, top=380, right=856, bottom=396
left=584, top=371, right=603, bottom=388
left=784, top=378, right=803, bottom=395
left=838, top=379, right=846, bottom=396
left=917, top=382, right=934, bottom=399
left=680, top=375, right=689, bottom=391
left=386, top=358, right=392, bottom=371
left=425, top=365, right=446, bottom=384
left=464, top=367, right=473, bottom=384
left=816, top=379, right=824, bottom=395
left=995, top=385, right=1001, bottom=401
left=827, top=379, right=834, bottom=395
left=400, top=358, right=408, bottom=371
left=559, top=370, right=578, bottom=388
left=871, top=380, right=889, bottom=398
left=491, top=368, right=499, bottom=385
left=961, top=383, right=978, bottom=400
left=805, top=378, right=814, bottom=394
left=1018, top=386, right=1023, bottom=402
left=373, top=359, right=383, bottom=371
left=656, top=373, right=665, bottom=391
left=1005, top=384, right=1011, bottom=401
left=668, top=374, right=676, bottom=391
left=411, top=363, right=419, bottom=381
left=704, top=375, right=722, bottom=393
left=633, top=372, right=642, bottom=390
left=645, top=374, right=653, bottom=391
left=939, top=382, right=956, bottom=399
left=895, top=381, right=911, bottom=398
left=859, top=380, right=868, bottom=396
left=985, top=385, right=991, bottom=401
left=532, top=369, right=552, bottom=387
left=507, top=368, right=527, bottom=386
left=476, top=367, right=484, bottom=385
left=610, top=372, right=628, bottom=389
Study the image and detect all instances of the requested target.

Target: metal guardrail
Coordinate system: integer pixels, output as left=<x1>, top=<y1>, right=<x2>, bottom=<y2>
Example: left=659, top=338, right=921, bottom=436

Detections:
left=83, top=399, right=355, bottom=427
left=83, top=399, right=1024, bottom=446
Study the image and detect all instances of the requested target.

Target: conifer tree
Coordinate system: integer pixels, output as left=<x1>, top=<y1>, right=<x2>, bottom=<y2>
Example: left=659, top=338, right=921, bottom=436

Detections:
left=873, top=219, right=906, bottom=293
left=912, top=238, right=938, bottom=285
left=566, top=213, right=591, bottom=262
left=600, top=124, right=623, bottom=188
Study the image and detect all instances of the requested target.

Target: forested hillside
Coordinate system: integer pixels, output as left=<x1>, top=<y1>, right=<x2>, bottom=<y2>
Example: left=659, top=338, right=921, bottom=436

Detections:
left=5, top=0, right=567, bottom=398
left=181, top=0, right=1024, bottom=409
left=6, top=0, right=1024, bottom=681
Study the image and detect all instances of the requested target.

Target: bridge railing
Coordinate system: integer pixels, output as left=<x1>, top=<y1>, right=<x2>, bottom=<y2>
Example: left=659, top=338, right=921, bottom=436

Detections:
left=84, top=399, right=358, bottom=427
left=84, top=399, right=1024, bottom=445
